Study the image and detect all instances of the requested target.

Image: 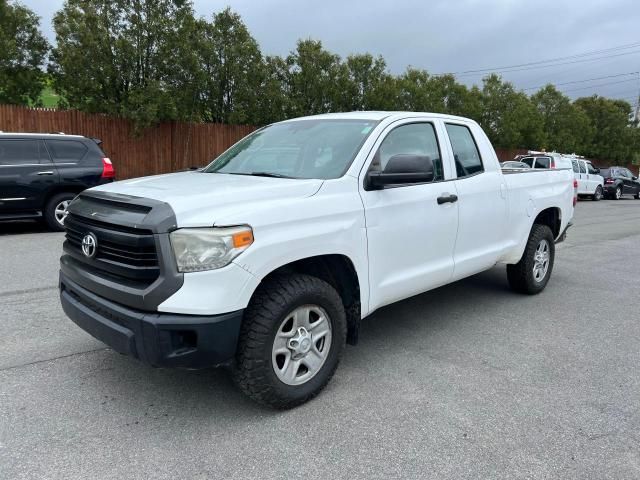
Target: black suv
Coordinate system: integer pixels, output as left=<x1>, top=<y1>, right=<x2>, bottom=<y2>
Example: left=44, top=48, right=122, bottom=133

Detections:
left=0, top=133, right=115, bottom=231
left=600, top=166, right=640, bottom=200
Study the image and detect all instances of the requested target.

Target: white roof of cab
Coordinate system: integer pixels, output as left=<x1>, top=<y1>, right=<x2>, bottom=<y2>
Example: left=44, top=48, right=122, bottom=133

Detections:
left=280, top=111, right=476, bottom=124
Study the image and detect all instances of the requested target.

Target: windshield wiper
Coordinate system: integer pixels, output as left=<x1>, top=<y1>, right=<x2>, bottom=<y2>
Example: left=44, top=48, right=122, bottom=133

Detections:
left=248, top=172, right=294, bottom=178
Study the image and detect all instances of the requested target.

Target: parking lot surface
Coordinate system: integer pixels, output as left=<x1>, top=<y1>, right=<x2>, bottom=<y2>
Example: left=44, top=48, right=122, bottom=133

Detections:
left=1, top=200, right=639, bottom=479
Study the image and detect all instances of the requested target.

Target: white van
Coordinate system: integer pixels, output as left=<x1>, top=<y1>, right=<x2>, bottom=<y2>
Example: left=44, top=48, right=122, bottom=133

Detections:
left=518, top=152, right=604, bottom=201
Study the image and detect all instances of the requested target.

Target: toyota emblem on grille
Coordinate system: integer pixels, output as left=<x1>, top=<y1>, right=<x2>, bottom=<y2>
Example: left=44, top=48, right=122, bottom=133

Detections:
left=81, top=232, right=98, bottom=258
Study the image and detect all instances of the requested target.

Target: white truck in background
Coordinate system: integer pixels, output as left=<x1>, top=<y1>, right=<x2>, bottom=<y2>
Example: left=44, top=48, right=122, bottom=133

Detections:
left=59, top=112, right=575, bottom=408
left=517, top=150, right=605, bottom=200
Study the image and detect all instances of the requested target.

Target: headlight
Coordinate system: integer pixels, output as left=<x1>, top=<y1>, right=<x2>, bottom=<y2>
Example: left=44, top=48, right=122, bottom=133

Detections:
left=170, top=226, right=254, bottom=272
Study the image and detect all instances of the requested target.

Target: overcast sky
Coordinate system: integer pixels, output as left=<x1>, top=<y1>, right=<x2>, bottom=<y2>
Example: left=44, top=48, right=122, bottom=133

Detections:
left=22, top=0, right=640, bottom=106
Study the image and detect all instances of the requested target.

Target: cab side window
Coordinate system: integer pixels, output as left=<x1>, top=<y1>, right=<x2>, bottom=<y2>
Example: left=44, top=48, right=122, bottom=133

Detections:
left=45, top=140, right=88, bottom=164
left=373, top=123, right=443, bottom=181
left=587, top=163, right=597, bottom=174
left=445, top=124, right=483, bottom=178
left=0, top=139, right=48, bottom=165
left=534, top=157, right=550, bottom=169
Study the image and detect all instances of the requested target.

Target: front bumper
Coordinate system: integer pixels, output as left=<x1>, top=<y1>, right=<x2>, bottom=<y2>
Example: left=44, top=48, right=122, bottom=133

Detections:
left=60, top=272, right=243, bottom=368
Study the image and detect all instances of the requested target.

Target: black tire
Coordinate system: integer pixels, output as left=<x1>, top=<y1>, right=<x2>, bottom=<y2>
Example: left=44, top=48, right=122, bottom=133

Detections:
left=592, top=185, right=603, bottom=201
left=507, top=224, right=555, bottom=295
left=614, top=186, right=622, bottom=200
left=634, top=190, right=639, bottom=199
left=234, top=274, right=347, bottom=409
left=43, top=192, right=75, bottom=231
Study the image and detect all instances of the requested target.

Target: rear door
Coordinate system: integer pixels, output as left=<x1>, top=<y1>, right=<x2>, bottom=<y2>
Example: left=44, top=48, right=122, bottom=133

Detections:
left=0, top=138, right=58, bottom=215
left=444, top=122, right=507, bottom=280
left=44, top=138, right=102, bottom=190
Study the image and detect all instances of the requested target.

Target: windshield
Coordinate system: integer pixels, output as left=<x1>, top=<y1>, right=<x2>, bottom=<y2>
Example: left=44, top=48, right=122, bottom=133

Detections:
left=203, top=119, right=379, bottom=179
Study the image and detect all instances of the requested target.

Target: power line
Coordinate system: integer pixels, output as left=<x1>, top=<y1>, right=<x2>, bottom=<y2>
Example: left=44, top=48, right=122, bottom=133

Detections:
left=522, top=71, right=639, bottom=91
left=438, top=41, right=640, bottom=76
left=452, top=49, right=640, bottom=77
left=557, top=77, right=640, bottom=94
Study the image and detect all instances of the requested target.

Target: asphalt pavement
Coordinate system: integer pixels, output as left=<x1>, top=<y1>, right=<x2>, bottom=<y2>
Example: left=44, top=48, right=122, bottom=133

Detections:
left=1, top=199, right=639, bottom=479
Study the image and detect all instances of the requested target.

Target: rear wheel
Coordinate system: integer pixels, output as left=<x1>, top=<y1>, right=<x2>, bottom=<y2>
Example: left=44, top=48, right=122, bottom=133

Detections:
left=592, top=185, right=603, bottom=201
left=614, top=186, right=622, bottom=200
left=234, top=274, right=347, bottom=409
left=507, top=224, right=555, bottom=295
left=43, top=193, right=75, bottom=231
left=634, top=189, right=639, bottom=199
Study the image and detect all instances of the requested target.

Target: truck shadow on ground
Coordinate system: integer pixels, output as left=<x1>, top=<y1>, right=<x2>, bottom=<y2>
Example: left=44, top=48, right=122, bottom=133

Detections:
left=79, top=265, right=519, bottom=420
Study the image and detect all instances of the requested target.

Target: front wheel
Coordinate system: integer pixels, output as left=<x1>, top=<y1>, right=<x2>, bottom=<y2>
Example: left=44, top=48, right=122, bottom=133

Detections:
left=507, top=224, right=555, bottom=295
left=234, top=274, right=347, bottom=409
left=592, top=185, right=603, bottom=201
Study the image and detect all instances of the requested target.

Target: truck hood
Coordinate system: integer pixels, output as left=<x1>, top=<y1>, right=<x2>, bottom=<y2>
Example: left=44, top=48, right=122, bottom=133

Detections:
left=90, top=171, right=324, bottom=227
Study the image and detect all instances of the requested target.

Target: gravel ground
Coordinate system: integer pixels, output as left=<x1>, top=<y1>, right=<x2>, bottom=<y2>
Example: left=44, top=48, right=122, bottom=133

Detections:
left=1, top=200, right=639, bottom=479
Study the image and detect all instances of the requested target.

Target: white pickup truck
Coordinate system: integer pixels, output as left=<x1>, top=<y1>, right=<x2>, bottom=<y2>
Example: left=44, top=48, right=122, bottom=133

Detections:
left=59, top=112, right=575, bottom=408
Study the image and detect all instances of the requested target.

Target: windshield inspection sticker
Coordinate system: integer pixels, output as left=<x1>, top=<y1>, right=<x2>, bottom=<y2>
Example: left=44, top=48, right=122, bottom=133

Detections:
left=361, top=126, right=373, bottom=134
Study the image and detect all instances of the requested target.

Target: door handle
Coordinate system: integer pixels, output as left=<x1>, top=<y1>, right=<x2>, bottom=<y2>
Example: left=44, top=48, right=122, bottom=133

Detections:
left=437, top=194, right=458, bottom=205
left=36, top=171, right=54, bottom=175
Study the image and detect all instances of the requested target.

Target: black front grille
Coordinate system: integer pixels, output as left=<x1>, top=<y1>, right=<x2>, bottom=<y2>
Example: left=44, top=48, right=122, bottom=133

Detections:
left=64, top=213, right=160, bottom=284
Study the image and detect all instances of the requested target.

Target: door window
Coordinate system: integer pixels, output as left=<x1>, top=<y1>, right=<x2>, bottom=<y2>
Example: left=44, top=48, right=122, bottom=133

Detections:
left=521, top=157, right=534, bottom=167
left=534, top=157, right=550, bottom=169
left=45, top=140, right=88, bottom=164
left=587, top=163, right=598, bottom=174
left=578, top=161, right=586, bottom=174
left=571, top=160, right=579, bottom=173
left=445, top=124, right=483, bottom=177
left=0, top=139, right=48, bottom=165
left=374, top=123, right=443, bottom=181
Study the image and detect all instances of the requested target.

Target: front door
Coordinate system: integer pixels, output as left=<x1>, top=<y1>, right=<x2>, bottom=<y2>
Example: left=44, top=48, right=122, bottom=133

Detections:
left=359, top=121, right=458, bottom=312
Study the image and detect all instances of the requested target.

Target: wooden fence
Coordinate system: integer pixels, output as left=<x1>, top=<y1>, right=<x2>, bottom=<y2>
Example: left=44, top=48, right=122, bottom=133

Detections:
left=0, top=104, right=255, bottom=180
left=1, top=104, right=637, bottom=178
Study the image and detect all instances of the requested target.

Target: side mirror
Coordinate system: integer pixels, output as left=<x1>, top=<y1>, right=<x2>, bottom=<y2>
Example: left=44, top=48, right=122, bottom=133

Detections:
left=633, top=176, right=638, bottom=181
left=365, top=154, right=434, bottom=190
left=594, top=167, right=600, bottom=174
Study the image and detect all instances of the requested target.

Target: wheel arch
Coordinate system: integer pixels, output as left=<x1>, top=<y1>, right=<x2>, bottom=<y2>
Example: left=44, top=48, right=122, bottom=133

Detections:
left=533, top=207, right=561, bottom=239
left=250, top=254, right=362, bottom=345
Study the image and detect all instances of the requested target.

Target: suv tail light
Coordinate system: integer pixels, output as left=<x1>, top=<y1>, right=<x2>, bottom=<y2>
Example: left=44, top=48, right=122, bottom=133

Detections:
left=573, top=179, right=578, bottom=206
left=101, top=157, right=115, bottom=179
left=550, top=158, right=556, bottom=168
left=604, top=178, right=614, bottom=184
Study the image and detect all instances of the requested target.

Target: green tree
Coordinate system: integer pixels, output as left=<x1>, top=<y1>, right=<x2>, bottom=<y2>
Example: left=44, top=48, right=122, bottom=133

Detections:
left=194, top=8, right=263, bottom=124
left=574, top=95, right=635, bottom=162
left=253, top=55, right=291, bottom=124
left=285, top=39, right=344, bottom=116
left=50, top=0, right=198, bottom=127
left=0, top=0, right=49, bottom=105
left=478, top=74, right=544, bottom=149
left=530, top=85, right=592, bottom=153
left=340, top=54, right=397, bottom=111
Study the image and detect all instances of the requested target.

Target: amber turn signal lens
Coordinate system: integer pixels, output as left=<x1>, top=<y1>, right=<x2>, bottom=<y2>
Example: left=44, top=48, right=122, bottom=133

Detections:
left=232, top=230, right=254, bottom=248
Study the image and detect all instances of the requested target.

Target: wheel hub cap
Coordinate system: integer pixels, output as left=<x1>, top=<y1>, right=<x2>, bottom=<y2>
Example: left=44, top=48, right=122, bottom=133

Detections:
left=288, top=327, right=313, bottom=358
left=272, top=305, right=332, bottom=386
